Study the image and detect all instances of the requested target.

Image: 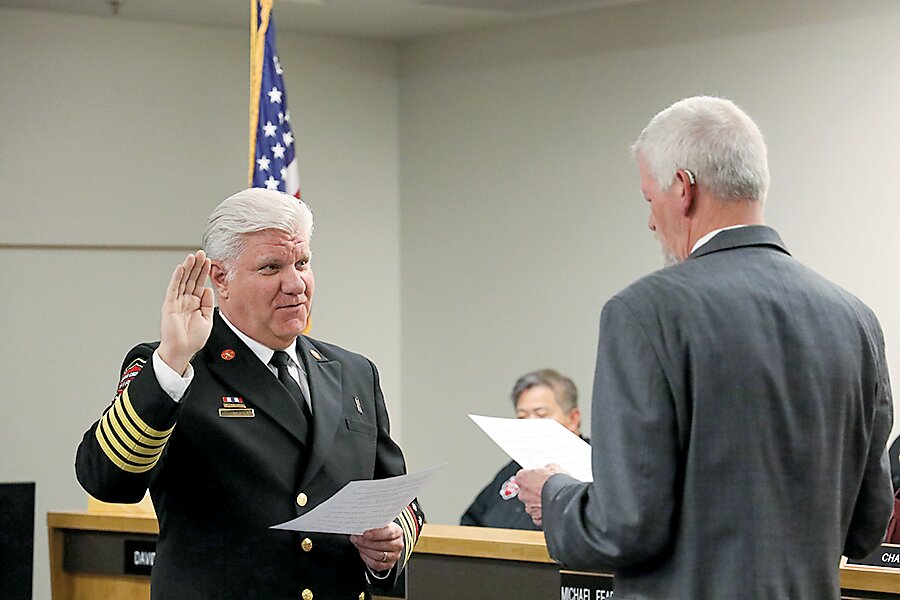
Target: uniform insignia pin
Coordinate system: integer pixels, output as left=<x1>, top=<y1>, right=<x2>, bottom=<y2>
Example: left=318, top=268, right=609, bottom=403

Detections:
left=499, top=476, right=520, bottom=500
left=221, top=349, right=235, bottom=361
left=354, top=396, right=363, bottom=414
left=310, top=349, right=322, bottom=361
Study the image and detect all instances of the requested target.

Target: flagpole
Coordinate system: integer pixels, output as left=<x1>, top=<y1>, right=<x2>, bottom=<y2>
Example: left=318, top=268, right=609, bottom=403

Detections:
left=248, top=0, right=273, bottom=185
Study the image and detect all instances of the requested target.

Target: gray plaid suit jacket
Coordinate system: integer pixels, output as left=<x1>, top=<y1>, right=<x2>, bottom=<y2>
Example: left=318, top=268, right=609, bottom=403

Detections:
left=542, top=226, right=893, bottom=599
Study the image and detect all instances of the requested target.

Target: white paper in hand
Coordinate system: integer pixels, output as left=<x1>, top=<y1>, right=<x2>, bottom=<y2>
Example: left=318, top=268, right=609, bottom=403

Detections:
left=469, top=414, right=592, bottom=482
left=270, top=465, right=442, bottom=535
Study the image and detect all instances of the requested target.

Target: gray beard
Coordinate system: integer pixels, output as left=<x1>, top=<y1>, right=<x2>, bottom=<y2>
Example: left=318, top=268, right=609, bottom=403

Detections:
left=657, top=233, right=682, bottom=267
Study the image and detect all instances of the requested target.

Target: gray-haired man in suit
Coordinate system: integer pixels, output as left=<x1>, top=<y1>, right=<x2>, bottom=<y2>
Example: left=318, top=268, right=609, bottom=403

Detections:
left=516, top=96, right=894, bottom=599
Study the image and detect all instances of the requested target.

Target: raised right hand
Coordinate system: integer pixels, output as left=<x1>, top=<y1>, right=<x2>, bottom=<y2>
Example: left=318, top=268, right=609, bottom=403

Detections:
left=157, top=250, right=213, bottom=375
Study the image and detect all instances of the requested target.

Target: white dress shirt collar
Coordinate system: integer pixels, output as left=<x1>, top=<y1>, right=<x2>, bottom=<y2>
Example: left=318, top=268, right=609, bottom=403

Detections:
left=690, top=224, right=752, bottom=255
left=218, top=310, right=302, bottom=370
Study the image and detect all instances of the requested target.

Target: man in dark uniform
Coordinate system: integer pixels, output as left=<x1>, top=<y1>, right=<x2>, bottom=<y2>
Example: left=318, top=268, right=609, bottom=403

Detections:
left=460, top=369, right=582, bottom=530
left=76, top=189, right=423, bottom=600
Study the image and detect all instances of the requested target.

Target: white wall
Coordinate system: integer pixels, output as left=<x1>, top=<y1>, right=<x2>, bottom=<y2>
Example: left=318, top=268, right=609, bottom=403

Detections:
left=0, top=8, right=401, bottom=598
left=398, top=0, right=900, bottom=525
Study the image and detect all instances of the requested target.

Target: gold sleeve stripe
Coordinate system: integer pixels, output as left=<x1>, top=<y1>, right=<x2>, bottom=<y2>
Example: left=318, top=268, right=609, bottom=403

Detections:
left=108, top=405, right=166, bottom=454
left=94, top=386, right=174, bottom=473
left=99, top=413, right=162, bottom=464
left=121, top=387, right=175, bottom=438
left=112, top=395, right=169, bottom=449
left=94, top=425, right=158, bottom=474
left=406, top=511, right=417, bottom=564
left=403, top=505, right=422, bottom=557
left=97, top=419, right=157, bottom=466
left=396, top=507, right=418, bottom=567
left=396, top=516, right=412, bottom=568
left=405, top=505, right=422, bottom=537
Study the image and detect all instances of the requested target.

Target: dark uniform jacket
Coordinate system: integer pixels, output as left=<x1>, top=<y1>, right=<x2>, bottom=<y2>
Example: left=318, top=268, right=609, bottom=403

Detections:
left=76, top=311, right=424, bottom=600
left=461, top=436, right=590, bottom=531
left=460, top=460, right=538, bottom=531
left=541, top=226, right=893, bottom=599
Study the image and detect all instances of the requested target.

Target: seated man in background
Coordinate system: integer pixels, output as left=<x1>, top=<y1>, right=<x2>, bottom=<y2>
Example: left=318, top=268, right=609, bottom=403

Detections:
left=460, top=369, right=583, bottom=530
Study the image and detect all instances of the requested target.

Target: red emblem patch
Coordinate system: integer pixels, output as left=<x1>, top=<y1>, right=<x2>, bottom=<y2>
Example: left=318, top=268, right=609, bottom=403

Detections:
left=116, top=358, right=146, bottom=395
left=221, top=349, right=235, bottom=361
left=499, top=476, right=519, bottom=501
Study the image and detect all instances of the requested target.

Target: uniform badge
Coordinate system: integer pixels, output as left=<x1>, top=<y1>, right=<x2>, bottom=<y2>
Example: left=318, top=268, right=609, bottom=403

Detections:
left=116, top=357, right=146, bottom=395
left=354, top=396, right=363, bottom=414
left=221, top=349, right=235, bottom=361
left=499, top=476, right=519, bottom=500
left=219, top=396, right=253, bottom=418
left=310, top=348, right=322, bottom=361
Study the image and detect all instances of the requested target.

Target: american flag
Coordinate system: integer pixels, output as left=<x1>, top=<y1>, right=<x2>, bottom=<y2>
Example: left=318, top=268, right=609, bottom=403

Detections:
left=248, top=0, right=301, bottom=197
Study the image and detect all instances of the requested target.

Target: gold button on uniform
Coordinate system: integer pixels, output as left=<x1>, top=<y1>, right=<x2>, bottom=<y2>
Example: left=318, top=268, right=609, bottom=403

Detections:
left=301, top=589, right=313, bottom=600
left=296, top=493, right=308, bottom=507
left=301, top=537, right=313, bottom=552
left=359, top=593, right=366, bottom=600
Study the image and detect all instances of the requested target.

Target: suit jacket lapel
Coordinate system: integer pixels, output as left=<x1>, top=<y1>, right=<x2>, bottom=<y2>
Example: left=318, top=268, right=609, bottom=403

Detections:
left=205, top=312, right=311, bottom=446
left=297, top=335, right=342, bottom=486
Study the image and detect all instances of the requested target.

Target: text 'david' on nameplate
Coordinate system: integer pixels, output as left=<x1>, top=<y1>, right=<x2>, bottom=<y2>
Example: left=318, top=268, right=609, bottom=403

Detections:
left=124, top=539, right=157, bottom=576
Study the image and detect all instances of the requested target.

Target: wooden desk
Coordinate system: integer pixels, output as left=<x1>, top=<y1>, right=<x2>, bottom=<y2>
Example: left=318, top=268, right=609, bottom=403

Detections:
left=408, top=524, right=566, bottom=600
left=48, top=511, right=157, bottom=600
left=48, top=513, right=900, bottom=599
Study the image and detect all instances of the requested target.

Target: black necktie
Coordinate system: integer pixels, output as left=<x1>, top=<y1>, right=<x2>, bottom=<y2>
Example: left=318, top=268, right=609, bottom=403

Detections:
left=270, top=351, right=312, bottom=423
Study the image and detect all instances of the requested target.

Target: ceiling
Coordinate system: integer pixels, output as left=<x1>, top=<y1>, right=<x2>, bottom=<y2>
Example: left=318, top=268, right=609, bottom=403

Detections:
left=0, top=0, right=647, bottom=41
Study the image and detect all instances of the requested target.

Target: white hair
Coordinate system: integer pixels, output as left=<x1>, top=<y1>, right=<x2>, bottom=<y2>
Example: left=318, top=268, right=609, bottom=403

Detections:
left=632, top=96, right=769, bottom=202
left=202, top=188, right=313, bottom=270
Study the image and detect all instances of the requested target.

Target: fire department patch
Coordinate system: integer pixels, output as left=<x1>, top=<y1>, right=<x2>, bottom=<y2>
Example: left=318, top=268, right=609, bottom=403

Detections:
left=116, top=357, right=146, bottom=395
left=498, top=476, right=519, bottom=500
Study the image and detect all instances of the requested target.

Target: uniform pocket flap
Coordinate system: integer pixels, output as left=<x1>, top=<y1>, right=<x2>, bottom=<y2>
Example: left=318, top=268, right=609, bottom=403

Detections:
left=345, top=418, right=376, bottom=438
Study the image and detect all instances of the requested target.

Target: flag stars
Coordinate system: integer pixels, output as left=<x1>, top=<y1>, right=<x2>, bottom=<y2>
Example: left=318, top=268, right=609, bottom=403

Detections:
left=263, top=121, right=277, bottom=137
left=256, top=156, right=271, bottom=172
left=273, top=55, right=283, bottom=76
left=272, top=143, right=286, bottom=159
left=281, top=167, right=287, bottom=179
left=264, top=176, right=280, bottom=190
left=267, top=86, right=283, bottom=104
left=278, top=112, right=284, bottom=124
left=282, top=131, right=294, bottom=147
left=284, top=110, right=291, bottom=123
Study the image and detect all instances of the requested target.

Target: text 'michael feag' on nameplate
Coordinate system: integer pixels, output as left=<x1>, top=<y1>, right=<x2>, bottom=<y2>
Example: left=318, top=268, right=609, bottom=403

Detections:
left=270, top=465, right=444, bottom=535
left=469, top=414, right=593, bottom=482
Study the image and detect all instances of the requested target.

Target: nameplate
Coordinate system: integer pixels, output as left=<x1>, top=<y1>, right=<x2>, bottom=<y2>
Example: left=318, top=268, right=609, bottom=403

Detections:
left=124, top=539, right=157, bottom=575
left=843, top=543, right=900, bottom=572
left=219, top=408, right=255, bottom=418
left=560, top=570, right=615, bottom=599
